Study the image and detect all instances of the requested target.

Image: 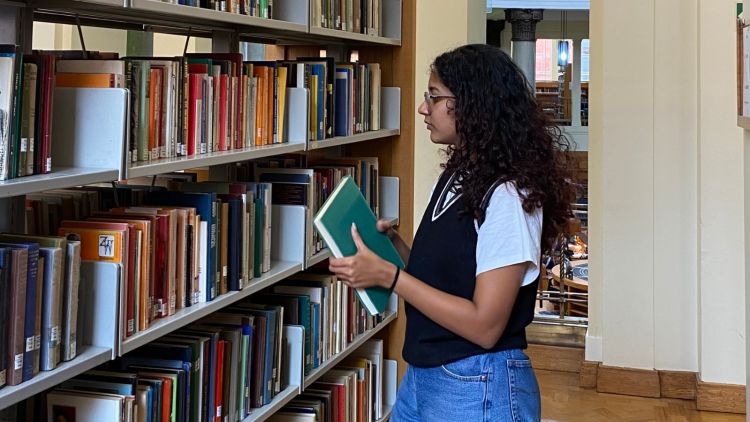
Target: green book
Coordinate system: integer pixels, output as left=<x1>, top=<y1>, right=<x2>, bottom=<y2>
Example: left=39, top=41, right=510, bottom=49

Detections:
left=313, top=176, right=404, bottom=315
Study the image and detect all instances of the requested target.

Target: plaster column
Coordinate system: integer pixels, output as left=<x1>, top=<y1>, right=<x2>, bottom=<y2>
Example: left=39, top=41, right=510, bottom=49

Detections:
left=504, top=8, right=543, bottom=87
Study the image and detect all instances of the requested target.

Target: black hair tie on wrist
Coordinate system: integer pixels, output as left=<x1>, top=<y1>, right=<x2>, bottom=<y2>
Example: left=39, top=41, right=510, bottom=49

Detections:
left=389, top=265, right=400, bottom=291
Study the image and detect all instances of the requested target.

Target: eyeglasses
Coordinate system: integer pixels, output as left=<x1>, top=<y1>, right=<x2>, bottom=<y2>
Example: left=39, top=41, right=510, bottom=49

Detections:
left=423, top=92, right=455, bottom=111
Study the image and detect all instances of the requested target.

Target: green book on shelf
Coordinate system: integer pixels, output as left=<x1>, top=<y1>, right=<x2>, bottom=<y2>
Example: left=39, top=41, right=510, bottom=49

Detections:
left=313, top=176, right=404, bottom=316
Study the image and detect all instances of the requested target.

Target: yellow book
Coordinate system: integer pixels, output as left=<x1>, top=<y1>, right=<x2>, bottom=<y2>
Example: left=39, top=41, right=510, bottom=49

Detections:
left=277, top=66, right=288, bottom=143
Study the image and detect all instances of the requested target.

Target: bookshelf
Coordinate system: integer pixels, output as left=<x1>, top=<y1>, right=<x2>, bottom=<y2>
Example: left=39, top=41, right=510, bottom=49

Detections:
left=119, top=259, right=303, bottom=355
left=0, top=167, right=119, bottom=198
left=304, top=310, right=397, bottom=389
left=0, top=0, right=415, bottom=418
left=0, top=346, right=112, bottom=408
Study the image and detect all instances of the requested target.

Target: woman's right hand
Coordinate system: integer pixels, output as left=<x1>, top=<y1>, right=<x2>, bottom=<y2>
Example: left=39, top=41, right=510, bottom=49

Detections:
left=376, top=218, right=398, bottom=241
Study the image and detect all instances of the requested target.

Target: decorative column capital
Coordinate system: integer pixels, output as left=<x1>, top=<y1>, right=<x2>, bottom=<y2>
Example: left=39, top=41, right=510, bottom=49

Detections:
left=504, top=9, right=544, bottom=42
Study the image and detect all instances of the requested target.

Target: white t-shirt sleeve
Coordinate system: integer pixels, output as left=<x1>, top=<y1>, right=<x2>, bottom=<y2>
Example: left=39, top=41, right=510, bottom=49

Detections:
left=475, top=182, right=543, bottom=286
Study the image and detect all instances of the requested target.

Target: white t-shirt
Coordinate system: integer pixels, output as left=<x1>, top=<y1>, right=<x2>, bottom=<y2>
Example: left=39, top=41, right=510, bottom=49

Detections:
left=431, top=174, right=542, bottom=286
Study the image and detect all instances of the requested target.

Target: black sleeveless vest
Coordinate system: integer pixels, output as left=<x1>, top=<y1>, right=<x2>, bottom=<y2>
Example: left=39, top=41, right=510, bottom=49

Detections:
left=403, top=171, right=539, bottom=367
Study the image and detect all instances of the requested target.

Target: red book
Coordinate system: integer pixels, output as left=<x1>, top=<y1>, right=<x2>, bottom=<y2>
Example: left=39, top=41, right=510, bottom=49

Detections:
left=214, top=339, right=225, bottom=422
left=218, top=74, right=228, bottom=151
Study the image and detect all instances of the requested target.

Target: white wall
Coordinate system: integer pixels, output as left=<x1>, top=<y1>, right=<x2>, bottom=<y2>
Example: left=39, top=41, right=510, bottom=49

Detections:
left=589, top=0, right=744, bottom=384
left=412, top=0, right=486, bottom=235
left=697, top=0, right=745, bottom=385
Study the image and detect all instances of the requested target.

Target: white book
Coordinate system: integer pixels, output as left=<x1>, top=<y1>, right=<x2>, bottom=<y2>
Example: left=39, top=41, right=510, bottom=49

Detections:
left=39, top=247, right=63, bottom=371
left=0, top=54, right=16, bottom=181
left=369, top=64, right=381, bottom=131
left=198, top=220, right=208, bottom=303
left=47, top=389, right=124, bottom=422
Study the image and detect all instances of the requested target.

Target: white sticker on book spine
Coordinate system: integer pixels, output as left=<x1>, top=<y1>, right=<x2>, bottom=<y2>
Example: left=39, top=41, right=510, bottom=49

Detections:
left=34, top=334, right=41, bottom=350
left=128, top=319, right=134, bottom=333
left=216, top=406, right=222, bottom=417
left=25, top=337, right=34, bottom=352
left=20, top=138, right=28, bottom=152
left=223, top=266, right=228, bottom=277
left=50, top=326, right=60, bottom=344
left=70, top=340, right=76, bottom=357
left=0, top=369, right=5, bottom=386
left=14, top=354, right=23, bottom=370
left=98, top=235, right=115, bottom=258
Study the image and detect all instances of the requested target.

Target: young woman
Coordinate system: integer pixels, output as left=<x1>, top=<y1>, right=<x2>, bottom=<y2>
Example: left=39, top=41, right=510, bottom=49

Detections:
left=328, top=44, right=574, bottom=421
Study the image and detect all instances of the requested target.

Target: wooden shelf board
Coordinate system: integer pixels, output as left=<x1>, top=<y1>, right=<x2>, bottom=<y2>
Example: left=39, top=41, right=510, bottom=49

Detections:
left=120, top=260, right=303, bottom=355
left=738, top=115, right=750, bottom=129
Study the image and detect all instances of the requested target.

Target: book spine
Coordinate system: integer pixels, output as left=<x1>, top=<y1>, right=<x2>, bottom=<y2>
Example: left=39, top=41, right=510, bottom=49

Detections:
left=62, top=239, right=81, bottom=361
left=39, top=248, right=62, bottom=371
left=21, top=246, right=39, bottom=382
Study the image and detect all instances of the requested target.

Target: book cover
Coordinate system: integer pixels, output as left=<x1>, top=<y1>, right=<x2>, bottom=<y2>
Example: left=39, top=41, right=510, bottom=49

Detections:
left=0, top=247, right=10, bottom=388
left=0, top=241, right=40, bottom=382
left=313, top=176, right=402, bottom=315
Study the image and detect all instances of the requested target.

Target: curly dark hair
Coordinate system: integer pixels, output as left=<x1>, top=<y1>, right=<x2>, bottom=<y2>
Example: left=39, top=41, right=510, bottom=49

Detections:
left=431, top=44, right=575, bottom=251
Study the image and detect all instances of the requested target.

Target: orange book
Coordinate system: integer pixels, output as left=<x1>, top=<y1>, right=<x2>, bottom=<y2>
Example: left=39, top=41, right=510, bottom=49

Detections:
left=56, top=224, right=126, bottom=263
left=252, top=66, right=266, bottom=146
left=90, top=214, right=153, bottom=331
left=56, top=72, right=120, bottom=88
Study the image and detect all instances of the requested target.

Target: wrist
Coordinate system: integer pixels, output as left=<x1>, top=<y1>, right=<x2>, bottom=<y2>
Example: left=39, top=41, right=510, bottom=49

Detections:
left=388, top=264, right=400, bottom=291
left=387, top=227, right=398, bottom=241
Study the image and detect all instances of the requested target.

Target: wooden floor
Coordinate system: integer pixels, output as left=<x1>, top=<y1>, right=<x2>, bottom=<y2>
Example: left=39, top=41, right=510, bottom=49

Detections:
left=538, top=370, right=746, bottom=422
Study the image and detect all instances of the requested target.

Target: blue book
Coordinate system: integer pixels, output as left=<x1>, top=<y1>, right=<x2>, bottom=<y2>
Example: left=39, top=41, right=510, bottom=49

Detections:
left=0, top=242, right=39, bottom=381
left=311, top=64, right=326, bottom=140
left=217, top=195, right=242, bottom=291
left=229, top=304, right=277, bottom=404
left=334, top=68, right=350, bottom=137
left=180, top=328, right=219, bottom=421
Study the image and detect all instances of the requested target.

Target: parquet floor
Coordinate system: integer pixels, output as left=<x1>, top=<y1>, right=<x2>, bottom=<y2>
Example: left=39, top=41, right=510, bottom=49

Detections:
left=537, top=370, right=746, bottom=422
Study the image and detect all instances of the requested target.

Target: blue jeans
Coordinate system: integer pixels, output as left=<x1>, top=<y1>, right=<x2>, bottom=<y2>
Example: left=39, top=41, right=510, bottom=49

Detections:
left=391, top=349, right=541, bottom=422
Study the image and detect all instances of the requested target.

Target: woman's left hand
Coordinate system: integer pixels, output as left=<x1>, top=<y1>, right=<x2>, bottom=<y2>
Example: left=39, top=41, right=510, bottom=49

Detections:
left=328, top=223, right=397, bottom=289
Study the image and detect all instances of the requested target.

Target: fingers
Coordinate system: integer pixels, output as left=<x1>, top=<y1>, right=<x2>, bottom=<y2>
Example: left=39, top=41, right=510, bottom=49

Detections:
left=351, top=223, right=367, bottom=251
left=376, top=219, right=392, bottom=233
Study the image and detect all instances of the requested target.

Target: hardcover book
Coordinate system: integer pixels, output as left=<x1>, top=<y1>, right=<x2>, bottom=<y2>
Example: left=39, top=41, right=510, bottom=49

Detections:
left=313, top=176, right=402, bottom=315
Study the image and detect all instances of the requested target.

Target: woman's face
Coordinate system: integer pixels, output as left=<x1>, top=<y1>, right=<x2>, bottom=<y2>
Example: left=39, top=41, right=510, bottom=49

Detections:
left=418, top=73, right=458, bottom=145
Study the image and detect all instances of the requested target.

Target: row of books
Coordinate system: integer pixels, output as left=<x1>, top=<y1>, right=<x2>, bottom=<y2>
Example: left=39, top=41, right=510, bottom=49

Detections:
left=31, top=179, right=273, bottom=340
left=0, top=233, right=81, bottom=389
left=0, top=46, right=55, bottom=181
left=0, top=49, right=384, bottom=179
left=247, top=155, right=379, bottom=260
left=312, top=0, right=383, bottom=37
left=163, top=0, right=274, bottom=18
left=0, top=272, right=391, bottom=422
left=21, top=154, right=379, bottom=343
left=271, top=339, right=389, bottom=422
